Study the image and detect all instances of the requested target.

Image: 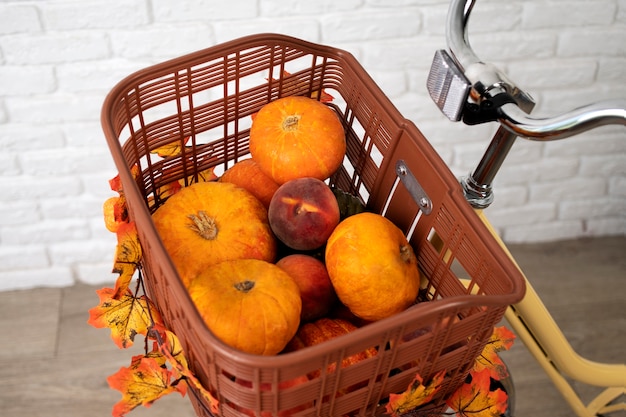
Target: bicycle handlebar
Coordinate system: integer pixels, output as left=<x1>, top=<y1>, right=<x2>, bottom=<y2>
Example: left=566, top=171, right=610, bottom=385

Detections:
left=443, top=0, right=626, bottom=139
left=428, top=0, right=626, bottom=208
left=499, top=99, right=626, bottom=141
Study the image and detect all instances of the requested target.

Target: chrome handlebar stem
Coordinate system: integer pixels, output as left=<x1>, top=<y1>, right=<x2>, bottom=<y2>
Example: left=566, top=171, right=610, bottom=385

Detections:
left=430, top=0, right=626, bottom=208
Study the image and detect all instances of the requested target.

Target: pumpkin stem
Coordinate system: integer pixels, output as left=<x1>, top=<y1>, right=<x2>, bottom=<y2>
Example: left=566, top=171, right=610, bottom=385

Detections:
left=234, top=280, right=255, bottom=293
left=282, top=115, right=301, bottom=131
left=187, top=211, right=218, bottom=240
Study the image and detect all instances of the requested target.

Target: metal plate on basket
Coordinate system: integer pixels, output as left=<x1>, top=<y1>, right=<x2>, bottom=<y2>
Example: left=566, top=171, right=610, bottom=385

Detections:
left=395, top=160, right=432, bottom=215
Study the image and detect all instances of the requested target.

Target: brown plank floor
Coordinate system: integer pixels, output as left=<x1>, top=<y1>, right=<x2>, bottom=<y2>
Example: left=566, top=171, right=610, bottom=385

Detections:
left=0, top=237, right=624, bottom=417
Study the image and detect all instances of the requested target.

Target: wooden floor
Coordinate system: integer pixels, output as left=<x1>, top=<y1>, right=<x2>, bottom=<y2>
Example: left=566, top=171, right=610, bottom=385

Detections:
left=0, top=236, right=624, bottom=417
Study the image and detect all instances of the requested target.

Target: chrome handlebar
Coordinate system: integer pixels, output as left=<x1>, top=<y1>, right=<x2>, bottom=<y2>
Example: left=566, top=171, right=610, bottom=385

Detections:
left=499, top=100, right=626, bottom=141
left=428, top=0, right=626, bottom=207
left=441, top=0, right=626, bottom=138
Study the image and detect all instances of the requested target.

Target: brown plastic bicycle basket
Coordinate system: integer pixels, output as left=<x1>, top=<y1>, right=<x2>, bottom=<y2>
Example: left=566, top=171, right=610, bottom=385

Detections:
left=101, top=34, right=525, bottom=416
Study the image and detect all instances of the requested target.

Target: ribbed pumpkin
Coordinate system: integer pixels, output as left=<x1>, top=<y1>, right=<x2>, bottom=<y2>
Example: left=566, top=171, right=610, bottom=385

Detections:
left=284, top=317, right=378, bottom=394
left=187, top=259, right=302, bottom=356
left=325, top=212, right=420, bottom=321
left=249, top=96, right=346, bottom=184
left=152, top=181, right=276, bottom=287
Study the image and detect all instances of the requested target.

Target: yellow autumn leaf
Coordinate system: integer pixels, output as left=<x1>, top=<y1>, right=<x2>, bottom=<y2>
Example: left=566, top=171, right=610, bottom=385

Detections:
left=385, top=370, right=446, bottom=416
left=108, top=354, right=186, bottom=417
left=111, top=222, right=142, bottom=297
left=151, top=324, right=220, bottom=415
left=151, top=137, right=190, bottom=158
left=87, top=287, right=162, bottom=349
left=473, top=326, right=516, bottom=380
left=446, top=368, right=508, bottom=416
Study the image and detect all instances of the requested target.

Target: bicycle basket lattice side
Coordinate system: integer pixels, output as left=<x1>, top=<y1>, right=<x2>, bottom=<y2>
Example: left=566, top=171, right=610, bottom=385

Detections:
left=101, top=34, right=525, bottom=416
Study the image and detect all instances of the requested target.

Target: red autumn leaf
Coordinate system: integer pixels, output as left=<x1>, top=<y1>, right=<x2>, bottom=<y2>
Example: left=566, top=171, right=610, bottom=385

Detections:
left=473, top=326, right=516, bottom=380
left=87, top=287, right=162, bottom=349
left=108, top=354, right=186, bottom=417
left=446, top=369, right=508, bottom=417
left=385, top=370, right=445, bottom=416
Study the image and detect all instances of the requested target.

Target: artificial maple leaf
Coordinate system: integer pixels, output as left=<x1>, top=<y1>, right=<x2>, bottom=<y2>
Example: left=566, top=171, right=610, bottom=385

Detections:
left=149, top=324, right=188, bottom=373
left=150, top=324, right=221, bottom=415
left=473, top=326, right=516, bottom=380
left=108, top=354, right=187, bottom=417
left=109, top=173, right=124, bottom=194
left=109, top=165, right=140, bottom=194
left=151, top=137, right=191, bottom=158
left=111, top=222, right=142, bottom=297
left=155, top=180, right=183, bottom=200
left=87, top=287, right=163, bottom=349
left=446, top=369, right=508, bottom=417
left=385, top=370, right=446, bottom=416
left=103, top=195, right=129, bottom=233
left=193, top=166, right=219, bottom=183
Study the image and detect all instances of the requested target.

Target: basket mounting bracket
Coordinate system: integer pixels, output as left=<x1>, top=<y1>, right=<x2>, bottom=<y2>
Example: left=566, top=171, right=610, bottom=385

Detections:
left=395, top=160, right=433, bottom=215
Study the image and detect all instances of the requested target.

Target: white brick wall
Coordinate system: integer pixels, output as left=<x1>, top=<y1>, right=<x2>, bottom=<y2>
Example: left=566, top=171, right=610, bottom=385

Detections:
left=0, top=0, right=624, bottom=291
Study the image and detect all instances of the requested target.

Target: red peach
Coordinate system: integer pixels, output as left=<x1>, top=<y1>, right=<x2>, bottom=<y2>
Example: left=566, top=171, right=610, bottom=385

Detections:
left=276, top=254, right=337, bottom=322
left=268, top=177, right=340, bottom=251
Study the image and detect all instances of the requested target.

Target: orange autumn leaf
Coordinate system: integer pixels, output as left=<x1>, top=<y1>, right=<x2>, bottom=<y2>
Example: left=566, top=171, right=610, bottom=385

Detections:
left=109, top=173, right=124, bottom=194
left=112, top=222, right=142, bottom=297
left=155, top=180, right=183, bottom=200
left=473, top=326, right=516, bottom=380
left=108, top=354, right=187, bottom=417
left=193, top=166, right=219, bottom=183
left=149, top=324, right=189, bottom=374
left=385, top=370, right=445, bottom=416
left=446, top=369, right=508, bottom=417
left=87, top=287, right=162, bottom=349
left=109, top=165, right=140, bottom=194
left=103, top=195, right=129, bottom=233
left=150, top=324, right=221, bottom=414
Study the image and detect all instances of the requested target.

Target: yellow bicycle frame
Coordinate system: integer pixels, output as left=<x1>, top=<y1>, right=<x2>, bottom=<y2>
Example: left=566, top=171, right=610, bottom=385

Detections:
left=476, top=210, right=625, bottom=416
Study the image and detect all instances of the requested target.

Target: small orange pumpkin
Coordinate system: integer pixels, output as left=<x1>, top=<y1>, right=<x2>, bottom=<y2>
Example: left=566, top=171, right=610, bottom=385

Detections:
left=249, top=96, right=346, bottom=184
left=325, top=212, right=420, bottom=321
left=188, top=259, right=302, bottom=356
left=152, top=181, right=276, bottom=287
left=284, top=317, right=378, bottom=396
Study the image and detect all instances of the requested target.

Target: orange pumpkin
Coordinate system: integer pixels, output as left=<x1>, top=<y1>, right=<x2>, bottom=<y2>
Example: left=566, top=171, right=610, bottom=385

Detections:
left=284, top=317, right=378, bottom=396
left=187, top=259, right=302, bottom=356
left=219, top=158, right=280, bottom=209
left=152, top=181, right=276, bottom=287
left=249, top=96, right=346, bottom=184
left=324, top=212, right=420, bottom=321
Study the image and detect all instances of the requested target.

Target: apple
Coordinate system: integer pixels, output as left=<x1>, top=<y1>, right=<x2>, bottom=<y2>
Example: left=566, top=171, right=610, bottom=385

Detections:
left=276, top=254, right=337, bottom=322
left=268, top=177, right=340, bottom=251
